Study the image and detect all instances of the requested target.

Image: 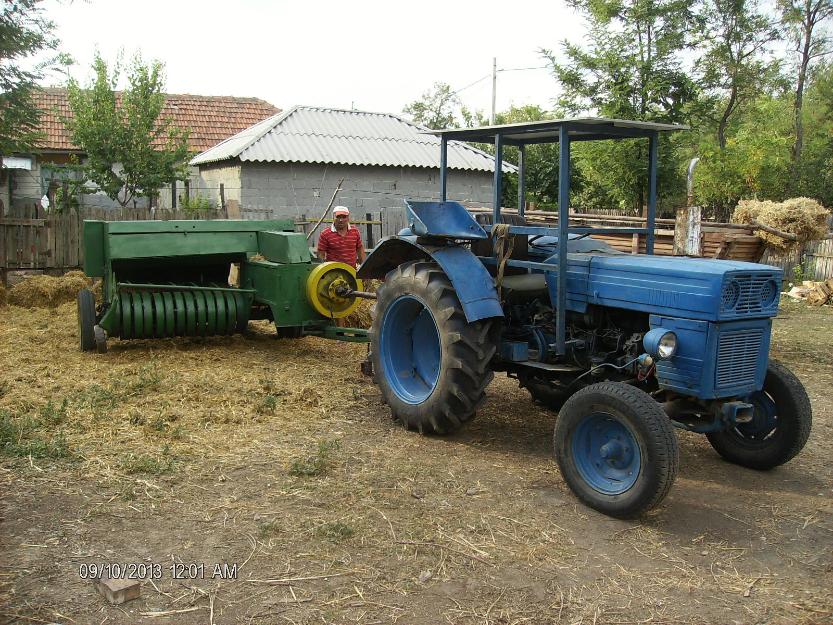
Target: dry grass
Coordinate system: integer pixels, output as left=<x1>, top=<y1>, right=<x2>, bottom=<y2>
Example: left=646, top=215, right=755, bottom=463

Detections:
left=0, top=299, right=831, bottom=624
left=733, top=197, right=830, bottom=253
left=5, top=270, right=94, bottom=308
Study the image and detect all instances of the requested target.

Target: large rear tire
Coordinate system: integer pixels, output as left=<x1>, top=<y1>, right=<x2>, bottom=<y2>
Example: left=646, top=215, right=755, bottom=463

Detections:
left=554, top=382, right=679, bottom=518
left=370, top=261, right=497, bottom=435
left=706, top=361, right=811, bottom=470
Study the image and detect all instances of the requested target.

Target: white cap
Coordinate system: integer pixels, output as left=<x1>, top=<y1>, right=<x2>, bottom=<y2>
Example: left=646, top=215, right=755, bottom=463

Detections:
left=333, top=206, right=350, bottom=216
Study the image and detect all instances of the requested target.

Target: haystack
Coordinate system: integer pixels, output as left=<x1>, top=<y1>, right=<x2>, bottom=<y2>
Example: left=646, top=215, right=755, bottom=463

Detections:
left=7, top=271, right=93, bottom=308
left=732, top=197, right=830, bottom=253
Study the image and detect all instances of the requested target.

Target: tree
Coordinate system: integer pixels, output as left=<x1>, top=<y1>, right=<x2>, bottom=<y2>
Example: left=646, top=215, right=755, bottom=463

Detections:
left=696, top=0, right=781, bottom=149
left=0, top=0, right=64, bottom=155
left=403, top=82, right=475, bottom=129
left=778, top=0, right=833, bottom=172
left=65, top=53, right=189, bottom=207
left=542, top=0, right=698, bottom=213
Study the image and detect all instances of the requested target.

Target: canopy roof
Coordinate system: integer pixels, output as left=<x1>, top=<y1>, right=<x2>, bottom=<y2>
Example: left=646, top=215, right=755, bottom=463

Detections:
left=430, top=117, right=688, bottom=145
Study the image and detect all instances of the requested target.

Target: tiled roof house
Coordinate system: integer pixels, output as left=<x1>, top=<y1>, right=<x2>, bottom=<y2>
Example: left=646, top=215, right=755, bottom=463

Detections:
left=1, top=88, right=279, bottom=212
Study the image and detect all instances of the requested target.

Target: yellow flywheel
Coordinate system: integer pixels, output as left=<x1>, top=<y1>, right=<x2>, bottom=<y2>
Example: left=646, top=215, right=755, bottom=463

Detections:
left=306, top=261, right=364, bottom=319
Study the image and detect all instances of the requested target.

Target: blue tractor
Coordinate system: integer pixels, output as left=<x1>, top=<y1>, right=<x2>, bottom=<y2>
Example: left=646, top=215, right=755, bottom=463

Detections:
left=355, top=119, right=812, bottom=518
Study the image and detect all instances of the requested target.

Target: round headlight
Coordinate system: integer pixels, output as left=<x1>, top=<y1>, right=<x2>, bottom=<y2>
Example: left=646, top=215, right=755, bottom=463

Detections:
left=657, top=332, right=677, bottom=359
left=643, top=328, right=678, bottom=360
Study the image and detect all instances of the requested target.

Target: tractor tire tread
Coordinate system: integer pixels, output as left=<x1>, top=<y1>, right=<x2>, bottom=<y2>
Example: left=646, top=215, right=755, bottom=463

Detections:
left=371, top=261, right=496, bottom=435
left=706, top=360, right=811, bottom=470
left=555, top=381, right=679, bottom=518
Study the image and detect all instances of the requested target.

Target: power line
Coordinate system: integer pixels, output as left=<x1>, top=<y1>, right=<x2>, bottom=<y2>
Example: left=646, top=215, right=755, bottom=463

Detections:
left=498, top=64, right=550, bottom=72
left=451, top=73, right=492, bottom=96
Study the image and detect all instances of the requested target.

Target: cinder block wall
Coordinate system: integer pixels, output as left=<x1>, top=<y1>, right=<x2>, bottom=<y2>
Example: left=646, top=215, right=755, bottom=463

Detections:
left=237, top=163, right=495, bottom=218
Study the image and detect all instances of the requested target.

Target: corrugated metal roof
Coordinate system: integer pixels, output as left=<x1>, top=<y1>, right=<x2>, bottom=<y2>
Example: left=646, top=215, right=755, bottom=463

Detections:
left=190, top=105, right=515, bottom=173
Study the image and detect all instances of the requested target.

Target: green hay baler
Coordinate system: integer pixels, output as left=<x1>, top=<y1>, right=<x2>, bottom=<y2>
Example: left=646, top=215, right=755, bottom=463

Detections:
left=79, top=219, right=368, bottom=352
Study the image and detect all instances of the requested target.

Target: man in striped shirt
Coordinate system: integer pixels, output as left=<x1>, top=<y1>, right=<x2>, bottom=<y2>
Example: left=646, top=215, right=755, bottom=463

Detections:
left=316, top=206, right=366, bottom=268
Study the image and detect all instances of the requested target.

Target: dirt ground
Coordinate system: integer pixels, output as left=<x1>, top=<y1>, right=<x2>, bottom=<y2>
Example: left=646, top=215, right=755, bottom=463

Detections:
left=0, top=298, right=831, bottom=625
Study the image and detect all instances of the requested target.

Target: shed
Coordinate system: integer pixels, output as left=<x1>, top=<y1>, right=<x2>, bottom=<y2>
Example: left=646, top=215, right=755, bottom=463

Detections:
left=190, top=106, right=516, bottom=240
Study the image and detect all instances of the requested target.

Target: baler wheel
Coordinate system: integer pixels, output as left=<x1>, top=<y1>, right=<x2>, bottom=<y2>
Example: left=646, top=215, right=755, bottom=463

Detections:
left=77, top=289, right=96, bottom=352
left=706, top=360, right=811, bottom=470
left=370, top=260, right=497, bottom=435
left=554, top=382, right=679, bottom=518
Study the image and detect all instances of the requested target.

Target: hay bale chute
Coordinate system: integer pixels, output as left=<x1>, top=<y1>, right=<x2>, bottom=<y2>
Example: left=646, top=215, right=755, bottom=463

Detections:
left=732, top=198, right=831, bottom=253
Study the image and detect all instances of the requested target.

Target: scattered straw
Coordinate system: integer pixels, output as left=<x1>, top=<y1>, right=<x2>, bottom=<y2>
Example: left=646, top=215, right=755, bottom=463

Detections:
left=0, top=283, right=6, bottom=307
left=733, top=197, right=830, bottom=253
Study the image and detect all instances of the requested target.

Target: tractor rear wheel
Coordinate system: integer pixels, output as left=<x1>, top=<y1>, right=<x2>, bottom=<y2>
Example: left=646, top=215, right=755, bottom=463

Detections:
left=77, top=289, right=96, bottom=352
left=706, top=361, right=811, bottom=470
left=370, top=261, right=497, bottom=435
left=554, top=382, right=679, bottom=518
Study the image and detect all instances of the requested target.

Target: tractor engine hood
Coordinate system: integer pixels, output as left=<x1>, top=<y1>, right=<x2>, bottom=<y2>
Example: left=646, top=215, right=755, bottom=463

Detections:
left=559, top=253, right=783, bottom=322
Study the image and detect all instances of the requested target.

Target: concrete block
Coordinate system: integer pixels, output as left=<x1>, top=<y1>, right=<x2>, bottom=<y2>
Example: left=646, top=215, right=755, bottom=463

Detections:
left=93, top=577, right=141, bottom=605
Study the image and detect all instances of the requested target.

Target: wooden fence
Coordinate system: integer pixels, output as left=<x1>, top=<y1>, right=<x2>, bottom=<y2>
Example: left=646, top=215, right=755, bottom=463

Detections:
left=0, top=206, right=228, bottom=283
left=3, top=204, right=832, bottom=285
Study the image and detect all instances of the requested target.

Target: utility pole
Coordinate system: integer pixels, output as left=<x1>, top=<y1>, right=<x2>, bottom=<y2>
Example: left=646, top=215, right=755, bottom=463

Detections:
left=490, top=57, right=497, bottom=125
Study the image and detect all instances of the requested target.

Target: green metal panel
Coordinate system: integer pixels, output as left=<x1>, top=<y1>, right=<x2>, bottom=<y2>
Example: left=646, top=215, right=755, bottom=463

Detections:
left=241, top=259, right=323, bottom=326
left=257, top=231, right=312, bottom=264
left=83, top=221, right=107, bottom=277
left=104, top=219, right=294, bottom=234
left=107, top=232, right=260, bottom=260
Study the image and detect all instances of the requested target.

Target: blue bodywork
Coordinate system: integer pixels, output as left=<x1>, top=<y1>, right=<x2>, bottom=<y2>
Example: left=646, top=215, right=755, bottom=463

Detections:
left=360, top=201, right=781, bottom=402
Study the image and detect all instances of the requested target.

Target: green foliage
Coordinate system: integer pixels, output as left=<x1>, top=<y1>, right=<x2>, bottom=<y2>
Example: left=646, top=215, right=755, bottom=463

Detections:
left=119, top=446, right=176, bottom=475
left=688, top=97, right=793, bottom=218
left=792, top=262, right=806, bottom=283
left=0, top=408, right=70, bottom=459
left=403, top=82, right=476, bottom=129
left=179, top=192, right=214, bottom=211
left=289, top=440, right=340, bottom=477
left=695, top=0, right=782, bottom=149
left=65, top=52, right=190, bottom=207
left=541, top=0, right=697, bottom=212
left=315, top=521, right=354, bottom=541
left=0, top=1, right=69, bottom=154
left=256, top=394, right=279, bottom=415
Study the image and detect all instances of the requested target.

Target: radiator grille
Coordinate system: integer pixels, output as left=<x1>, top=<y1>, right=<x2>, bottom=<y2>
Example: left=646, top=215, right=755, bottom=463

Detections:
left=725, top=274, right=778, bottom=314
left=716, top=329, right=763, bottom=388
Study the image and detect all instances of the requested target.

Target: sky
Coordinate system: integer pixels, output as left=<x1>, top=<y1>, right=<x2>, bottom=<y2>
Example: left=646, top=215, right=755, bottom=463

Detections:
left=40, top=0, right=586, bottom=119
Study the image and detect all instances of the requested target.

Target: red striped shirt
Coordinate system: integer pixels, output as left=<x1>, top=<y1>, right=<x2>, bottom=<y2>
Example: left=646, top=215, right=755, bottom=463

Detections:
left=317, top=225, right=363, bottom=267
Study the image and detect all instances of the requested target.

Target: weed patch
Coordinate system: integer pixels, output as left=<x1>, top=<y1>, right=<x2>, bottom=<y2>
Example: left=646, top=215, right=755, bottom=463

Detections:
left=289, top=440, right=340, bottom=477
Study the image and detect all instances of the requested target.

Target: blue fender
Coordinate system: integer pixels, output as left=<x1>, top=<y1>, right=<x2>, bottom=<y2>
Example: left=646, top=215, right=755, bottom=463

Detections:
left=358, top=236, right=503, bottom=323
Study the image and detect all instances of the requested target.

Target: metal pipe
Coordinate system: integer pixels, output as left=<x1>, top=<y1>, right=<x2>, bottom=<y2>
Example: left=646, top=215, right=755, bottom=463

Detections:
left=517, top=144, right=526, bottom=217
left=556, top=124, right=570, bottom=355
left=687, top=157, right=700, bottom=207
left=117, top=282, right=256, bottom=294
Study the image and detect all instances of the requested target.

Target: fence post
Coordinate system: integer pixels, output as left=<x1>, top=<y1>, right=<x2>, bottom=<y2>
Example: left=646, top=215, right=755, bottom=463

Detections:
left=184, top=180, right=190, bottom=207
left=220, top=184, right=225, bottom=210
left=171, top=180, right=177, bottom=209
left=365, top=212, right=374, bottom=248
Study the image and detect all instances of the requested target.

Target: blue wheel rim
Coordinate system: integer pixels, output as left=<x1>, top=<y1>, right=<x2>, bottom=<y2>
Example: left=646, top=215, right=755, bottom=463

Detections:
left=572, top=413, right=641, bottom=495
left=379, top=295, right=441, bottom=405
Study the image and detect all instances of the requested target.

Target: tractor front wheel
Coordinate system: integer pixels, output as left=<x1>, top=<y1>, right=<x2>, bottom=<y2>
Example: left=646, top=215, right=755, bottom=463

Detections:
left=370, top=261, right=496, bottom=435
left=554, top=382, right=679, bottom=518
left=706, top=361, right=811, bottom=470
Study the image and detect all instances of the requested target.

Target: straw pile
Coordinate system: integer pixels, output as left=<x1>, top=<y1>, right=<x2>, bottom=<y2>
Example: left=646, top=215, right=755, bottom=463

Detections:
left=7, top=271, right=93, bottom=309
left=343, top=280, right=380, bottom=329
left=733, top=197, right=830, bottom=253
